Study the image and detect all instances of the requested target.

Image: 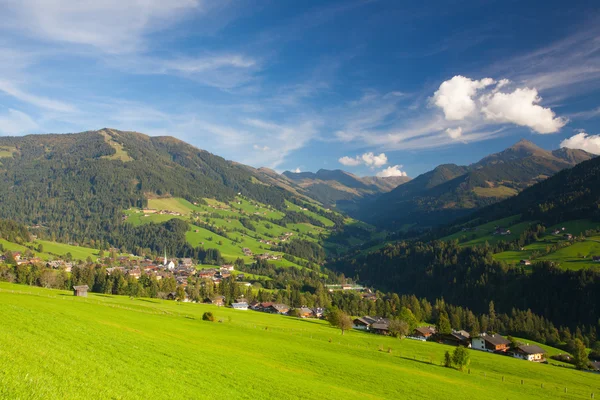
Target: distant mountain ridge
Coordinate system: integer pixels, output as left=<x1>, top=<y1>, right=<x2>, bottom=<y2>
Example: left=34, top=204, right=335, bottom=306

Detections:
left=279, top=168, right=410, bottom=211
left=361, top=139, right=595, bottom=229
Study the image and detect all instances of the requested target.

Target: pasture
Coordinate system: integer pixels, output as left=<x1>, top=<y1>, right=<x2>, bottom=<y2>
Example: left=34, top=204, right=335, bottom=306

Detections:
left=1, top=283, right=598, bottom=400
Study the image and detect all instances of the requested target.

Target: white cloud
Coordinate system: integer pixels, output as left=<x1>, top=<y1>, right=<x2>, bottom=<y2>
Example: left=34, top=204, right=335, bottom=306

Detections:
left=2, top=0, right=202, bottom=53
left=111, top=53, right=259, bottom=89
left=361, top=152, right=387, bottom=167
left=253, top=144, right=270, bottom=152
left=339, top=152, right=387, bottom=168
left=376, top=165, right=407, bottom=177
left=480, top=87, right=567, bottom=133
left=293, top=168, right=301, bottom=173
left=560, top=132, right=600, bottom=154
left=338, top=156, right=363, bottom=166
left=445, top=127, right=463, bottom=139
left=0, top=109, right=38, bottom=135
left=432, top=75, right=495, bottom=120
left=0, top=80, right=75, bottom=112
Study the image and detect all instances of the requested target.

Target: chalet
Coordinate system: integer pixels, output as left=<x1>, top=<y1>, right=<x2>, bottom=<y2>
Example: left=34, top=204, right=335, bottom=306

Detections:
left=249, top=301, right=262, bottom=310
left=166, top=292, right=177, bottom=300
left=231, top=302, right=249, bottom=310
left=472, top=333, right=510, bottom=353
left=341, top=284, right=353, bottom=290
left=179, top=258, right=193, bottom=267
left=511, top=344, right=546, bottom=362
left=208, top=295, right=225, bottom=307
left=254, top=302, right=273, bottom=311
left=72, top=285, right=89, bottom=297
left=412, top=326, right=436, bottom=340
left=242, top=248, right=253, bottom=256
left=353, top=316, right=379, bottom=331
left=371, top=320, right=390, bottom=335
left=127, top=269, right=141, bottom=279
left=295, top=307, right=314, bottom=318
left=12, top=252, right=21, bottom=261
left=440, top=330, right=471, bottom=347
left=494, top=228, right=511, bottom=236
left=198, top=269, right=216, bottom=279
left=220, top=264, right=234, bottom=272
left=520, top=259, right=532, bottom=266
left=312, top=308, right=324, bottom=318
left=564, top=233, right=573, bottom=240
left=265, top=304, right=290, bottom=315
left=361, top=293, right=377, bottom=301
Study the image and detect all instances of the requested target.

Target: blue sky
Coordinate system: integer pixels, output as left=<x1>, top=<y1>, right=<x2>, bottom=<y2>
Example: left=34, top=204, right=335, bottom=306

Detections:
left=1, top=0, right=599, bottom=177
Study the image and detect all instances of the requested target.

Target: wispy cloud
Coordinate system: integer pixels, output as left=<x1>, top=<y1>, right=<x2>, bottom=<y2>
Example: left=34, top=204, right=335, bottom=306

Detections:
left=0, top=108, right=38, bottom=135
left=0, top=0, right=204, bottom=54
left=0, top=80, right=76, bottom=112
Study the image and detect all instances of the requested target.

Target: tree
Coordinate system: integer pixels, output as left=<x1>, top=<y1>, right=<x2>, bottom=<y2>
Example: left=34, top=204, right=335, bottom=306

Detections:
left=37, top=243, right=44, bottom=253
left=444, top=351, right=452, bottom=368
left=389, top=319, right=409, bottom=339
left=175, top=285, right=186, bottom=302
left=452, top=346, right=470, bottom=371
left=327, top=308, right=353, bottom=335
left=398, top=307, right=418, bottom=332
left=202, top=312, right=215, bottom=322
left=570, top=338, right=589, bottom=370
left=436, top=310, right=452, bottom=335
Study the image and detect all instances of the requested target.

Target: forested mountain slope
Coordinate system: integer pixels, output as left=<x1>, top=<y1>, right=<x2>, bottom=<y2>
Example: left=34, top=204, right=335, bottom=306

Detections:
left=0, top=129, right=291, bottom=244
left=361, top=140, right=594, bottom=230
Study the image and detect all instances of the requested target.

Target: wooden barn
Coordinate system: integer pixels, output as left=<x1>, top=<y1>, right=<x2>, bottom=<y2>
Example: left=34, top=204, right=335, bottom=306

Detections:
left=72, top=285, right=89, bottom=297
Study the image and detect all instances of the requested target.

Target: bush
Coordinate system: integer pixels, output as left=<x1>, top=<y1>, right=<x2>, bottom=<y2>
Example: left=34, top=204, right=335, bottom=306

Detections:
left=202, top=312, right=215, bottom=322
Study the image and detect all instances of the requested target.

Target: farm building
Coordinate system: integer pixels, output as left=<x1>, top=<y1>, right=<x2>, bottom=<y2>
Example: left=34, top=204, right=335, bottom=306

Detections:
left=511, top=344, right=546, bottom=362
left=440, top=330, right=471, bottom=347
left=471, top=333, right=510, bottom=353
left=412, top=326, right=436, bottom=340
left=72, top=285, right=89, bottom=297
left=231, top=302, right=249, bottom=310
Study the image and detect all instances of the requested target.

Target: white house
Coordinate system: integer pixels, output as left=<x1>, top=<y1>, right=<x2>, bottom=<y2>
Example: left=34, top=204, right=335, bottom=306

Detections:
left=231, top=302, right=249, bottom=310
left=511, top=344, right=546, bottom=362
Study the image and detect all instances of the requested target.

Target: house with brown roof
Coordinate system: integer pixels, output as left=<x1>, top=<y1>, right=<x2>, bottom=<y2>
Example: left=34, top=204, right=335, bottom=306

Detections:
left=295, top=307, right=314, bottom=318
left=412, top=326, right=436, bottom=340
left=440, top=330, right=471, bottom=347
left=265, top=304, right=290, bottom=315
left=472, top=333, right=510, bottom=353
left=511, top=344, right=546, bottom=362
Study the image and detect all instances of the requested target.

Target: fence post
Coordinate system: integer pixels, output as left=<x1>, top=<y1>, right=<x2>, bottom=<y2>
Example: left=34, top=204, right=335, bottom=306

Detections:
left=502, top=376, right=504, bottom=382
left=520, top=380, right=523, bottom=385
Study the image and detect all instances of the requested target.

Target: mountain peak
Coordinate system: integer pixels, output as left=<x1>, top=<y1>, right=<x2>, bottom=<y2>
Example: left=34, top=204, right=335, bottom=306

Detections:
left=509, top=138, right=542, bottom=151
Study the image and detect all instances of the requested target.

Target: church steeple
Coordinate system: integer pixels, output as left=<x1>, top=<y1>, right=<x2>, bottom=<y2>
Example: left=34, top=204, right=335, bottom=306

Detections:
left=163, top=249, right=167, bottom=266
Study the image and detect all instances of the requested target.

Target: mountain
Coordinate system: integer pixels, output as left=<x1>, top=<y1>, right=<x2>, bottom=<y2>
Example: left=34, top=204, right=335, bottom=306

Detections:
left=465, top=151, right=600, bottom=227
left=0, top=128, right=295, bottom=244
left=279, top=169, right=410, bottom=211
left=361, top=139, right=595, bottom=229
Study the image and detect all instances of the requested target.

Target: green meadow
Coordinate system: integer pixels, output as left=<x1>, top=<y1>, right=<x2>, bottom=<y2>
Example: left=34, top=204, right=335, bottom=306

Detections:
left=0, top=282, right=598, bottom=400
left=121, top=196, right=358, bottom=268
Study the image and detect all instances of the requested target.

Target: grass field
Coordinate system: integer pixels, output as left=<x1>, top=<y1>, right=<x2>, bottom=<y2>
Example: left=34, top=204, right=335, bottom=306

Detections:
left=0, top=146, right=17, bottom=158
left=35, top=240, right=103, bottom=261
left=0, top=282, right=598, bottom=400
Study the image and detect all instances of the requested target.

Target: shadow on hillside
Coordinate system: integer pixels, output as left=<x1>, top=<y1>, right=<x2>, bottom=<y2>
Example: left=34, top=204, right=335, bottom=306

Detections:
left=136, top=298, right=159, bottom=304
left=93, top=294, right=114, bottom=298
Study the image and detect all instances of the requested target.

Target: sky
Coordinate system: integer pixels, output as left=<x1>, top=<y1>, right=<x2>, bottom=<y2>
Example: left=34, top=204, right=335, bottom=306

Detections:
left=0, top=0, right=600, bottom=177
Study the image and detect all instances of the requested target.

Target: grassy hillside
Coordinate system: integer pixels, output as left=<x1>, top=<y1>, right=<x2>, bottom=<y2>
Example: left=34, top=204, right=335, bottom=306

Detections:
left=1, top=283, right=598, bottom=400
left=440, top=215, right=600, bottom=271
left=122, top=195, right=365, bottom=268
